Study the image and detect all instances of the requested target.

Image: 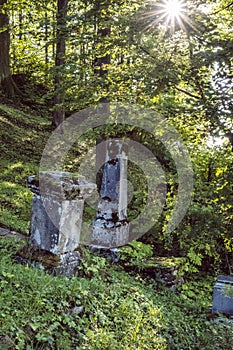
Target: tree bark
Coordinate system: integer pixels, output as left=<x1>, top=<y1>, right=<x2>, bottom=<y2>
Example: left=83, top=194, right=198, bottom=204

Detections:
left=94, top=1, right=110, bottom=104
left=52, top=0, right=68, bottom=128
left=94, top=1, right=111, bottom=174
left=0, top=0, right=17, bottom=97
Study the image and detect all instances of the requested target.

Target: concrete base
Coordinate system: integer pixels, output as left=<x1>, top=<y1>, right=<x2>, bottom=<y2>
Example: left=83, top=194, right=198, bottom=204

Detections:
left=92, top=223, right=129, bottom=248
left=92, top=197, right=129, bottom=248
left=52, top=251, right=81, bottom=277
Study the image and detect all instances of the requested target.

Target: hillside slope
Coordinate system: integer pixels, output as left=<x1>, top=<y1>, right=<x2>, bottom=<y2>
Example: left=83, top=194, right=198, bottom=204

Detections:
left=0, top=101, right=233, bottom=350
left=0, top=102, right=51, bottom=232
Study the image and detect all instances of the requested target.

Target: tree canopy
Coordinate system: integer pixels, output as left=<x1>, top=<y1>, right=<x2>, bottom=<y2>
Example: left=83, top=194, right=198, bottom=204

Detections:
left=1, top=0, right=232, bottom=130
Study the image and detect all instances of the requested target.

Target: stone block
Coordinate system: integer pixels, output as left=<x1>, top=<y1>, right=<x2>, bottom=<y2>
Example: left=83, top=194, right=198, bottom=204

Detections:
left=212, top=275, right=233, bottom=315
left=27, top=171, right=96, bottom=254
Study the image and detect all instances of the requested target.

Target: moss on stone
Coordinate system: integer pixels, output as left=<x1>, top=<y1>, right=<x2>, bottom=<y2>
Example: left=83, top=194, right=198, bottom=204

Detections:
left=14, top=245, right=60, bottom=268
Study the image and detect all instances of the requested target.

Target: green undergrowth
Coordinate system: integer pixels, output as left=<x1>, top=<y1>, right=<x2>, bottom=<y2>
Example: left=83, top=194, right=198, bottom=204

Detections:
left=1, top=102, right=233, bottom=350
left=0, top=103, right=51, bottom=233
left=0, top=102, right=95, bottom=233
left=0, top=160, right=38, bottom=232
left=1, top=237, right=233, bottom=350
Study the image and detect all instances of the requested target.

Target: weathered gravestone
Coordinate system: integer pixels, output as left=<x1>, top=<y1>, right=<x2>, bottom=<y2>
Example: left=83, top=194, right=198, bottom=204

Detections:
left=212, top=275, right=233, bottom=315
left=91, top=139, right=129, bottom=248
left=17, top=140, right=129, bottom=275
left=22, top=171, right=96, bottom=277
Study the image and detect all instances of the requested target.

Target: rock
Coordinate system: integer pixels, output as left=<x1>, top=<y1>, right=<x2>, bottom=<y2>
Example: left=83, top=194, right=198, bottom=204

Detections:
left=71, top=305, right=84, bottom=315
left=0, top=334, right=15, bottom=349
left=52, top=251, right=81, bottom=277
left=0, top=227, right=11, bottom=236
left=0, top=226, right=26, bottom=240
left=120, top=256, right=185, bottom=287
left=90, top=246, right=120, bottom=263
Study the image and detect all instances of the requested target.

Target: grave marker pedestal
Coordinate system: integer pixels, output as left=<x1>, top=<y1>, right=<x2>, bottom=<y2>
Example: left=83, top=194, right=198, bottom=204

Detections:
left=25, top=171, right=96, bottom=277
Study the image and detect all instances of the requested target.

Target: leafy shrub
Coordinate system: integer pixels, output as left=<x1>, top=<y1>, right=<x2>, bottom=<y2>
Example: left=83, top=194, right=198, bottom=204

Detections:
left=118, top=240, right=153, bottom=266
left=1, top=238, right=233, bottom=350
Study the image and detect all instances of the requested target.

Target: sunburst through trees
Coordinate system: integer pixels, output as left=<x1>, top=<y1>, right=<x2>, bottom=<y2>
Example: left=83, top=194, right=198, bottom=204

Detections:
left=143, top=0, right=195, bottom=34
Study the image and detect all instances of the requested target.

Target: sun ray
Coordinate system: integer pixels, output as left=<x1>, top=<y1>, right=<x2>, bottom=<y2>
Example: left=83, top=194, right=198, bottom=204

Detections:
left=141, top=0, right=196, bottom=34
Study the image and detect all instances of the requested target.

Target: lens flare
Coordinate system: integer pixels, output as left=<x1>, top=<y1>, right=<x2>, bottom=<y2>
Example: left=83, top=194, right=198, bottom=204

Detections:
left=143, top=0, right=195, bottom=34
left=165, top=0, right=184, bottom=17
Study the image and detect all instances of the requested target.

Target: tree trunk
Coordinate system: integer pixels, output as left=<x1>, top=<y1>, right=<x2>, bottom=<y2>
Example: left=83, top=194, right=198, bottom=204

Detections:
left=94, top=1, right=110, bottom=104
left=93, top=1, right=111, bottom=174
left=52, top=0, right=68, bottom=128
left=0, top=0, right=17, bottom=97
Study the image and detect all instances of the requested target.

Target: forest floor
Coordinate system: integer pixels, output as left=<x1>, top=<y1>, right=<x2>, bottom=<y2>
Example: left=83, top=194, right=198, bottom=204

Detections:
left=0, top=99, right=233, bottom=350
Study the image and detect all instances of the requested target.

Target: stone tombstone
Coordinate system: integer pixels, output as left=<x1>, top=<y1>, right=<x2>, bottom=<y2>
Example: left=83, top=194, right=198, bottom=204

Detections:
left=212, top=275, right=233, bottom=315
left=92, top=139, right=129, bottom=248
left=26, top=171, right=96, bottom=276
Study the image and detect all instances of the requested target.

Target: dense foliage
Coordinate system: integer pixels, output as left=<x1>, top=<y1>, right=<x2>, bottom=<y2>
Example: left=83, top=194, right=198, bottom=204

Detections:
left=1, top=0, right=233, bottom=272
left=1, top=237, right=233, bottom=350
left=0, top=1, right=233, bottom=347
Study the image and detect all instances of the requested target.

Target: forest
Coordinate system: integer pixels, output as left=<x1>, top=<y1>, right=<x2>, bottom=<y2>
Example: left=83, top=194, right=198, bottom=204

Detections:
left=0, top=0, right=233, bottom=349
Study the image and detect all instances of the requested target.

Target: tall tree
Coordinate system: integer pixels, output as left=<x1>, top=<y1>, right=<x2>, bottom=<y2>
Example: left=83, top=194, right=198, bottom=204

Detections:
left=93, top=0, right=111, bottom=170
left=52, top=0, right=68, bottom=128
left=94, top=0, right=110, bottom=104
left=0, top=0, right=18, bottom=96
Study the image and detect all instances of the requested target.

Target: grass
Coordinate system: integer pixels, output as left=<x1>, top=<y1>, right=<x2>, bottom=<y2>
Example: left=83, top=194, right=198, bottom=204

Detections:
left=1, top=237, right=233, bottom=350
left=1, top=100, right=233, bottom=349
left=0, top=103, right=50, bottom=233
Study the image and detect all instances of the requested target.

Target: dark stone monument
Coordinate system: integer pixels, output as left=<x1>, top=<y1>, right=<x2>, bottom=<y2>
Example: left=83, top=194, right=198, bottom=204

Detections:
left=212, top=275, right=233, bottom=315
left=91, top=140, right=129, bottom=248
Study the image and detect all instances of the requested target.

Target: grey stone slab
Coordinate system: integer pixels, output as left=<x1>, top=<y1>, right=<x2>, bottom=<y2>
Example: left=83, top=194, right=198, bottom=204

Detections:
left=29, top=194, right=60, bottom=253
left=0, top=227, right=11, bottom=236
left=217, top=275, right=233, bottom=284
left=212, top=275, right=233, bottom=315
left=58, top=199, right=84, bottom=253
